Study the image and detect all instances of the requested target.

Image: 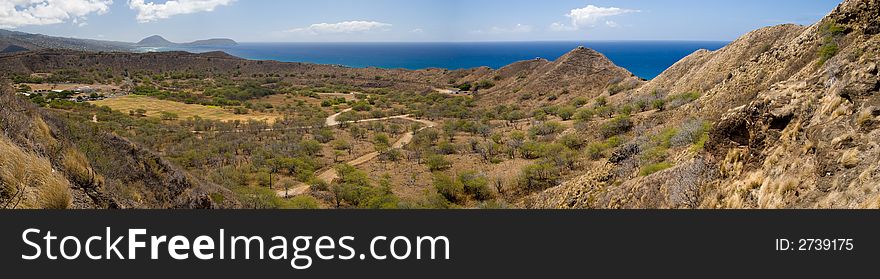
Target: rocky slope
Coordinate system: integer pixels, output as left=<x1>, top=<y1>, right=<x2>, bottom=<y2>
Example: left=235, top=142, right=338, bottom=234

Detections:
left=0, top=85, right=231, bottom=209
left=469, top=46, right=642, bottom=109
left=526, top=0, right=880, bottom=209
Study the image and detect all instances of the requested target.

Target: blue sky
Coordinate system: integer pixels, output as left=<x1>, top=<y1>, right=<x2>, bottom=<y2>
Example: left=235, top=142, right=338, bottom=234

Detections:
left=3, top=0, right=841, bottom=43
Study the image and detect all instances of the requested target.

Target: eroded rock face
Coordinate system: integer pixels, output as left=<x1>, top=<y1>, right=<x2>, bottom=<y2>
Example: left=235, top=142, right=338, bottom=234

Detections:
left=528, top=0, right=880, bottom=209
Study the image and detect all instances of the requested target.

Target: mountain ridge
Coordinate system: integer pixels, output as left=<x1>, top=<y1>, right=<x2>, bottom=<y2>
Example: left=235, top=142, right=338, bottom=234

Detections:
left=136, top=35, right=238, bottom=47
left=0, top=30, right=238, bottom=54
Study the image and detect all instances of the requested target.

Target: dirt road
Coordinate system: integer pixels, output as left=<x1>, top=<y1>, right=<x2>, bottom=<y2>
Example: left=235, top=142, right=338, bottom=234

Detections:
left=276, top=115, right=436, bottom=197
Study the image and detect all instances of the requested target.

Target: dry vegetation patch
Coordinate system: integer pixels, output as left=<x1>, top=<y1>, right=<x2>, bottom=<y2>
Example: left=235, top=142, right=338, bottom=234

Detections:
left=91, top=95, right=279, bottom=123
left=0, top=136, right=71, bottom=209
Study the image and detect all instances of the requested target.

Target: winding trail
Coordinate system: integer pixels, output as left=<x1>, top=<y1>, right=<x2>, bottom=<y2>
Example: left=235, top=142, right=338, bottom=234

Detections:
left=193, top=108, right=424, bottom=134
left=276, top=115, right=436, bottom=197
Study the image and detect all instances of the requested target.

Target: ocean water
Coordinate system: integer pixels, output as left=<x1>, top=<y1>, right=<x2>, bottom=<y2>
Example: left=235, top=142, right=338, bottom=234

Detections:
left=166, top=41, right=729, bottom=80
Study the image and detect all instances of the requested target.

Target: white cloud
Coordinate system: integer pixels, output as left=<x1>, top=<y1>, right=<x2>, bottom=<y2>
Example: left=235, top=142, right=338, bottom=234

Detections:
left=489, top=23, right=532, bottom=34
left=410, top=28, right=423, bottom=33
left=551, top=5, right=638, bottom=31
left=472, top=24, right=533, bottom=35
left=128, top=0, right=233, bottom=23
left=549, top=22, right=576, bottom=32
left=286, top=21, right=392, bottom=35
left=0, top=0, right=113, bottom=28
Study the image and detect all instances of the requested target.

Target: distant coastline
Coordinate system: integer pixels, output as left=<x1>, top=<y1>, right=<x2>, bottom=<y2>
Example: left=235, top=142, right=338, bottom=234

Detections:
left=142, top=41, right=729, bottom=79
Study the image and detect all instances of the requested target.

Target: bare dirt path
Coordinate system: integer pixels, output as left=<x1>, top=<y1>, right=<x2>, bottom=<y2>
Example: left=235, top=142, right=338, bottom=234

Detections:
left=276, top=115, right=436, bottom=198
left=324, top=108, right=353, bottom=126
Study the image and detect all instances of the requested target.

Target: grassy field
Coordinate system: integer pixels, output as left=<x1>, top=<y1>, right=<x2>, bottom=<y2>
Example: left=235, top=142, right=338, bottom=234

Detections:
left=91, top=95, right=279, bottom=122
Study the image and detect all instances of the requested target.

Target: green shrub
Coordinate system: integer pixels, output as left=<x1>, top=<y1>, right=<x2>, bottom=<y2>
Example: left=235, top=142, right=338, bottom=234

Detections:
left=652, top=99, right=666, bottom=111
left=352, top=101, right=372, bottom=112
left=311, top=179, right=330, bottom=191
left=818, top=43, right=839, bottom=65
left=640, top=146, right=669, bottom=164
left=595, top=96, right=608, bottom=107
left=436, top=141, right=458, bottom=155
left=574, top=108, right=595, bottom=123
left=585, top=136, right=622, bottom=160
left=558, top=133, right=585, bottom=150
left=608, top=83, right=626, bottom=95
left=518, top=163, right=560, bottom=191
left=433, top=174, right=464, bottom=203
left=459, top=171, right=492, bottom=201
left=656, top=127, right=678, bottom=148
left=557, top=106, right=576, bottom=120
left=474, top=80, right=495, bottom=90
left=817, top=21, right=845, bottom=65
left=600, top=114, right=633, bottom=138
left=640, top=162, right=672, bottom=176
left=820, top=20, right=845, bottom=37
left=159, top=111, right=179, bottom=121
left=667, top=92, right=700, bottom=109
left=519, top=141, right=546, bottom=159
left=282, top=195, right=320, bottom=209
left=426, top=154, right=452, bottom=171
left=635, top=100, right=648, bottom=112
left=529, top=121, right=565, bottom=139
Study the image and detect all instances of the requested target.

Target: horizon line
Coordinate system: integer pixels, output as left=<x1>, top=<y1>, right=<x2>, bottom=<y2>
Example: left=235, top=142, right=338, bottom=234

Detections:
left=225, top=40, right=732, bottom=44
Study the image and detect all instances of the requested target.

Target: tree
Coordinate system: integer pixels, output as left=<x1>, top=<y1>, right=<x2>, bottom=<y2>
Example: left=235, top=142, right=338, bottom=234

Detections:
left=330, top=164, right=374, bottom=208
left=364, top=174, right=399, bottom=209
left=373, top=133, right=391, bottom=154
left=652, top=99, right=666, bottom=111
left=519, top=163, right=560, bottom=191
left=475, top=141, right=500, bottom=163
left=333, top=150, right=345, bottom=163
left=278, top=177, right=297, bottom=198
left=558, top=133, right=585, bottom=150
left=557, top=106, right=576, bottom=121
left=459, top=171, right=492, bottom=201
left=17, top=84, right=32, bottom=93
left=332, top=139, right=353, bottom=155
left=506, top=131, right=526, bottom=158
left=299, top=139, right=322, bottom=156
left=600, top=114, right=633, bottom=139
left=426, top=154, right=451, bottom=171
left=159, top=111, right=179, bottom=121
left=433, top=174, right=464, bottom=204
left=350, top=125, right=367, bottom=142
left=314, top=128, right=335, bottom=143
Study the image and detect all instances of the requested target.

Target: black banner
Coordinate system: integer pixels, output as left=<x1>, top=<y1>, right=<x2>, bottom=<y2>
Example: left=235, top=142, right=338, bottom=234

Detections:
left=0, top=210, right=876, bottom=278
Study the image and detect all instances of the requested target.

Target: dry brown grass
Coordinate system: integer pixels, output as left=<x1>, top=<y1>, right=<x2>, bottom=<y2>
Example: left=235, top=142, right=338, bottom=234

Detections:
left=839, top=149, right=860, bottom=168
left=62, top=147, right=102, bottom=187
left=0, top=136, right=71, bottom=209
left=91, top=95, right=280, bottom=123
left=33, top=116, right=59, bottom=151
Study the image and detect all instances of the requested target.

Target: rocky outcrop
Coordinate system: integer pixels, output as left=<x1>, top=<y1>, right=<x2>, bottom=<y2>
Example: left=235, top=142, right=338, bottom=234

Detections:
left=473, top=46, right=641, bottom=109
left=529, top=0, right=880, bottom=209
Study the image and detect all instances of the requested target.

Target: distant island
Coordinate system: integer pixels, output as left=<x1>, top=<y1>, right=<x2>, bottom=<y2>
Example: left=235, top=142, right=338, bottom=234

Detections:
left=136, top=35, right=238, bottom=48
